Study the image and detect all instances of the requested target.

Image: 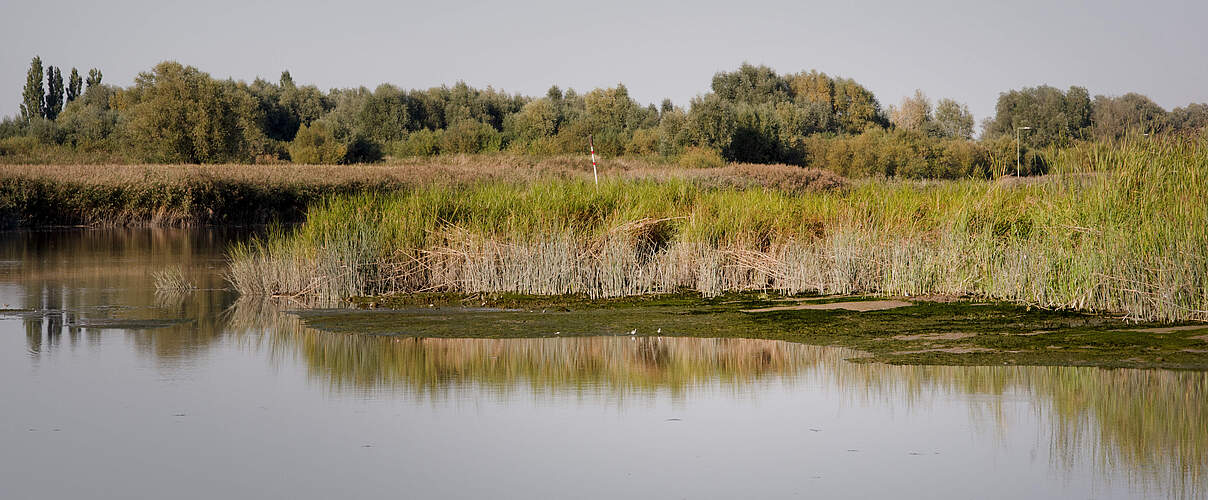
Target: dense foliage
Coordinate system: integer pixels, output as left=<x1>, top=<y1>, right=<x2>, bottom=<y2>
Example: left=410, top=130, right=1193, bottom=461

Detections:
left=3, top=57, right=1206, bottom=179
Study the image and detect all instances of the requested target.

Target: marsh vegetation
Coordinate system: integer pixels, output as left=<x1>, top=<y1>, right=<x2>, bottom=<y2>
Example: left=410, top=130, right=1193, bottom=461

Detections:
left=230, top=137, right=1207, bottom=322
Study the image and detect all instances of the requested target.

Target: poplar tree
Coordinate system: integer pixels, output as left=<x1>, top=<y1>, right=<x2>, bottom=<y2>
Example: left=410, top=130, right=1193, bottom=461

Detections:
left=20, top=56, right=44, bottom=121
left=44, top=66, right=64, bottom=120
left=86, top=68, right=103, bottom=89
left=66, top=68, right=83, bottom=103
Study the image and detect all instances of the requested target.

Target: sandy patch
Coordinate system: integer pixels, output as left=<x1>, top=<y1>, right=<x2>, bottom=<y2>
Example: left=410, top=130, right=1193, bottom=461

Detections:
left=744, top=300, right=912, bottom=313
left=893, top=332, right=976, bottom=341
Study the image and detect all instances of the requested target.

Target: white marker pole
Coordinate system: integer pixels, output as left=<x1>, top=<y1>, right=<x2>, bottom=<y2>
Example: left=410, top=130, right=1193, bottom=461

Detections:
left=589, top=134, right=599, bottom=187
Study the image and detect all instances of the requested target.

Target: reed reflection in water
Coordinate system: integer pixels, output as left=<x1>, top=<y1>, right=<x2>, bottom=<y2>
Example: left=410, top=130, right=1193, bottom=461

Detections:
left=232, top=300, right=1208, bottom=498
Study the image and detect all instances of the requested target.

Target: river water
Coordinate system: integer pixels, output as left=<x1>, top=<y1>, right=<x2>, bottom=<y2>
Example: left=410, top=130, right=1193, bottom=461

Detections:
left=1, top=228, right=1204, bottom=499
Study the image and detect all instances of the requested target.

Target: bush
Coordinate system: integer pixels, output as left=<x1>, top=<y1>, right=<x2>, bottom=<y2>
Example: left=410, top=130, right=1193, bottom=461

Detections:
left=982, top=135, right=1047, bottom=176
left=390, top=129, right=441, bottom=157
left=28, top=117, right=65, bottom=145
left=57, top=100, right=122, bottom=149
left=551, top=120, right=593, bottom=155
left=343, top=136, right=383, bottom=164
left=288, top=123, right=346, bottom=164
left=805, top=129, right=995, bottom=179
left=0, top=136, right=40, bottom=156
left=440, top=121, right=502, bottom=154
left=678, top=146, right=725, bottom=169
left=0, top=117, right=26, bottom=140
left=625, top=128, right=659, bottom=155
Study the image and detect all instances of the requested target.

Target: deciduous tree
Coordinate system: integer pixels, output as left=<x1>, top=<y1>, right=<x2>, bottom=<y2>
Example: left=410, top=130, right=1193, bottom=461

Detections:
left=85, top=68, right=103, bottom=89
left=1091, top=93, right=1166, bottom=139
left=934, top=98, right=974, bottom=139
left=66, top=68, right=83, bottom=104
left=122, top=61, right=266, bottom=163
left=21, top=56, right=44, bottom=122
left=891, top=90, right=932, bottom=133
left=44, top=66, right=65, bottom=120
left=986, top=85, right=1091, bottom=146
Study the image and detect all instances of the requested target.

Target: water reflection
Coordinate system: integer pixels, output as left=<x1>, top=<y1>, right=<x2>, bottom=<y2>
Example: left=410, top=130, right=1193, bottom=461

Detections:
left=2, top=228, right=1206, bottom=498
left=1, top=228, right=242, bottom=360
left=224, top=299, right=1208, bottom=497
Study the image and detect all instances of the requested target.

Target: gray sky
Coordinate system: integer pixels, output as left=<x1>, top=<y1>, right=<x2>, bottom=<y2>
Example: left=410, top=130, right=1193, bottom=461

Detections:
left=2, top=0, right=1205, bottom=125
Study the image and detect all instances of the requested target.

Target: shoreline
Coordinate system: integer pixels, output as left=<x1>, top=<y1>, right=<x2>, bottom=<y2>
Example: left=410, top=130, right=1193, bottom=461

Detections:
left=293, top=291, right=1208, bottom=371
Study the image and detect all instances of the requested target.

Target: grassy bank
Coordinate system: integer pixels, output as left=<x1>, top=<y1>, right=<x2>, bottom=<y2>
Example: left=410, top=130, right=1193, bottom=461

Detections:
left=230, top=137, right=1207, bottom=322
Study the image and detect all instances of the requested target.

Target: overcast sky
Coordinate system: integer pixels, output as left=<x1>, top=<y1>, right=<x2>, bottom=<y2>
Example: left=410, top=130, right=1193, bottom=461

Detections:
left=2, top=0, right=1205, bottom=125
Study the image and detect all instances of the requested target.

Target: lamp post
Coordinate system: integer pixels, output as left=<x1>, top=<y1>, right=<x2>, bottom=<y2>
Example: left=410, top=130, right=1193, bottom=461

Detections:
left=1015, top=126, right=1032, bottom=176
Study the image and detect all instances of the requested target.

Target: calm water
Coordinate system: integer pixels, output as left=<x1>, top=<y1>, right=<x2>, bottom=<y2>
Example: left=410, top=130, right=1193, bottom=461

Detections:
left=1, top=229, right=1205, bottom=500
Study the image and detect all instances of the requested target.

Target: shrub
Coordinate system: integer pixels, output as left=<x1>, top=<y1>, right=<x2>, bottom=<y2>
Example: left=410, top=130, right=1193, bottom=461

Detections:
left=288, top=123, right=346, bottom=164
left=0, top=117, right=26, bottom=140
left=551, top=120, right=594, bottom=155
left=28, top=117, right=65, bottom=145
left=344, top=136, right=384, bottom=164
left=440, top=121, right=502, bottom=154
left=391, top=129, right=441, bottom=157
left=805, top=129, right=995, bottom=179
left=625, top=128, right=659, bottom=155
left=0, top=136, right=40, bottom=156
left=57, top=100, right=122, bottom=149
left=678, top=146, right=725, bottom=169
left=982, top=135, right=1047, bottom=176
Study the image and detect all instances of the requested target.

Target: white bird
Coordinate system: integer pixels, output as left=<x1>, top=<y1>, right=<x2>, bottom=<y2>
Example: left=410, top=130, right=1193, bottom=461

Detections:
left=554, top=331, right=560, bottom=335
left=629, top=329, right=637, bottom=335
left=657, top=328, right=662, bottom=334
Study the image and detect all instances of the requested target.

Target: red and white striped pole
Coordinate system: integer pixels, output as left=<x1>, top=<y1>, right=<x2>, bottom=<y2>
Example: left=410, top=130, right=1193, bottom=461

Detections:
left=589, top=134, right=598, bottom=187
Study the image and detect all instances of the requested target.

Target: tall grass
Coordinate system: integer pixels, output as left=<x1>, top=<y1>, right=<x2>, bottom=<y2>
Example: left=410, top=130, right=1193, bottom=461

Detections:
left=153, top=266, right=196, bottom=291
left=229, top=137, right=1208, bottom=321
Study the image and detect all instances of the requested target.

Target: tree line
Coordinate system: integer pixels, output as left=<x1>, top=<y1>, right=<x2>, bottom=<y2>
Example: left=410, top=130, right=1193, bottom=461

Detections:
left=3, top=57, right=1206, bottom=177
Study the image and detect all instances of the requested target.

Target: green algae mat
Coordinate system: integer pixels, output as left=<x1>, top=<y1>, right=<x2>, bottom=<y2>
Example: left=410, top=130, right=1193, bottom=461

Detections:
left=294, top=293, right=1208, bottom=370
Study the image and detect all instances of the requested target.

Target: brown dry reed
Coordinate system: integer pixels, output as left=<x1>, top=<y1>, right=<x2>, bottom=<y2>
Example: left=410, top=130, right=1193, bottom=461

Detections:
left=0, top=157, right=842, bottom=226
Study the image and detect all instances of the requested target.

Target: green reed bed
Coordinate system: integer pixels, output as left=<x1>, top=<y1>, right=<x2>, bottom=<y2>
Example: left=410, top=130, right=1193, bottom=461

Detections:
left=229, top=137, right=1207, bottom=322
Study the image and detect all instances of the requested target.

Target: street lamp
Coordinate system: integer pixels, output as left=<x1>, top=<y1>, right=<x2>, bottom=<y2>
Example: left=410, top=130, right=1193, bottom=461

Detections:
left=1015, top=126, right=1033, bottom=176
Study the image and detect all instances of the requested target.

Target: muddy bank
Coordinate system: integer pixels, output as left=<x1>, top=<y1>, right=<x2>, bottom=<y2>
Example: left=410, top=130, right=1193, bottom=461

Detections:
left=299, top=292, right=1208, bottom=370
